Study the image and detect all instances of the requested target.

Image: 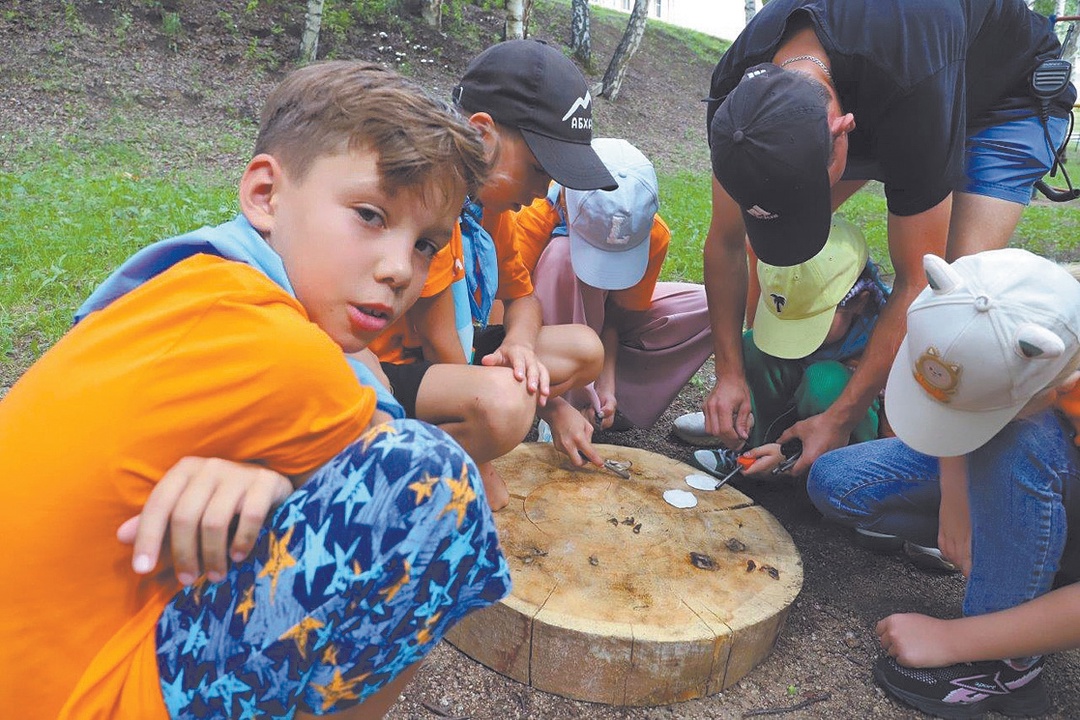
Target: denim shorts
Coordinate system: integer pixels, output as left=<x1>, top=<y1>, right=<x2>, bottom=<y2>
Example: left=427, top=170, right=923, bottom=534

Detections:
left=962, top=114, right=1069, bottom=205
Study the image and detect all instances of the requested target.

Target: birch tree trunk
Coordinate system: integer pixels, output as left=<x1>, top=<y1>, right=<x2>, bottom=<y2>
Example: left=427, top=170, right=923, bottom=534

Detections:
left=299, top=0, right=325, bottom=62
left=744, top=0, right=756, bottom=24
left=597, top=0, right=648, bottom=100
left=422, top=0, right=442, bottom=29
left=505, top=0, right=526, bottom=39
left=570, top=0, right=591, bottom=65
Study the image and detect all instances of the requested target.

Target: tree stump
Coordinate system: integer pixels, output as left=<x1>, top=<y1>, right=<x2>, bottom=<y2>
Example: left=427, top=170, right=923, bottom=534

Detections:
left=446, top=443, right=803, bottom=706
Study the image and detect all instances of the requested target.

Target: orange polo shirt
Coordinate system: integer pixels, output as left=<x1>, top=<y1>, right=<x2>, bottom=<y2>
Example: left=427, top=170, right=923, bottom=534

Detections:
left=0, top=255, right=372, bottom=719
left=514, top=194, right=671, bottom=312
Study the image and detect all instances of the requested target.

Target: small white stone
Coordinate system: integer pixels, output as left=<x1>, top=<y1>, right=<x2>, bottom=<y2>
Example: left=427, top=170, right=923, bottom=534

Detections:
left=685, top=473, right=717, bottom=491
left=663, top=489, right=698, bottom=508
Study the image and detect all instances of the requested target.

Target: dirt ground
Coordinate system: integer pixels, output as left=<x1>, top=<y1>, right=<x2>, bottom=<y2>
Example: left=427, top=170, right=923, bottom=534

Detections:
left=4, top=2, right=1080, bottom=718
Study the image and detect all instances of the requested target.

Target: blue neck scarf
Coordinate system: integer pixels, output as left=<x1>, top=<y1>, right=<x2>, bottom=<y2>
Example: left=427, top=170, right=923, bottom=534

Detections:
left=458, top=199, right=499, bottom=328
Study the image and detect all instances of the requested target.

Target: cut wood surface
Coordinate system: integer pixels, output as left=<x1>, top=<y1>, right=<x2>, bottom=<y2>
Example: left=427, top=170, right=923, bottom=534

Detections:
left=446, top=443, right=803, bottom=706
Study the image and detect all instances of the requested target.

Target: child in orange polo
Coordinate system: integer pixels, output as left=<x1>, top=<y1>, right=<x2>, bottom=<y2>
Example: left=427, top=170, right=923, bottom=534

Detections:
left=370, top=39, right=609, bottom=507
left=0, top=62, right=509, bottom=720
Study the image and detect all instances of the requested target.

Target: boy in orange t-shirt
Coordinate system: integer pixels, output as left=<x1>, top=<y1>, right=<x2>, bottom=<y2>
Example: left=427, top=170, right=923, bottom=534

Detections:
left=0, top=62, right=509, bottom=720
left=370, top=40, right=609, bottom=508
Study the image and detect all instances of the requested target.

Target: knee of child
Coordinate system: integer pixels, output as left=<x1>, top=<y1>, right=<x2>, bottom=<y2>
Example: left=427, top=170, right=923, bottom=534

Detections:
left=805, top=448, right=861, bottom=522
left=797, top=361, right=852, bottom=416
left=474, top=372, right=535, bottom=442
left=572, top=325, right=604, bottom=376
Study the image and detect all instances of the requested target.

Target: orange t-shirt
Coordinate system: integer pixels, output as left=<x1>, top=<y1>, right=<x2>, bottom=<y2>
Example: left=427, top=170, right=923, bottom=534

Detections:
left=1056, top=381, right=1080, bottom=448
left=0, top=255, right=372, bottom=719
left=514, top=195, right=671, bottom=312
left=371, top=207, right=534, bottom=364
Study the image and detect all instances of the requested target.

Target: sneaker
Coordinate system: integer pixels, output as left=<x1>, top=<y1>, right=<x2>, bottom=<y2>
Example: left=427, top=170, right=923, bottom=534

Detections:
left=690, top=447, right=740, bottom=478
left=853, top=527, right=906, bottom=553
left=873, top=655, right=1049, bottom=719
left=672, top=412, right=724, bottom=447
left=903, top=541, right=960, bottom=574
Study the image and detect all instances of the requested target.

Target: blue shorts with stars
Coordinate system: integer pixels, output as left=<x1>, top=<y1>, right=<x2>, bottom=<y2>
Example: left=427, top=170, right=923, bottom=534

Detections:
left=155, top=419, right=511, bottom=718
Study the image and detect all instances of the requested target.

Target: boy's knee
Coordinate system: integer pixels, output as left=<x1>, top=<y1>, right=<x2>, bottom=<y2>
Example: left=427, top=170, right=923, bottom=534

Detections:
left=806, top=446, right=863, bottom=524
left=797, top=361, right=851, bottom=416
left=472, top=372, right=536, bottom=445
left=566, top=325, right=604, bottom=378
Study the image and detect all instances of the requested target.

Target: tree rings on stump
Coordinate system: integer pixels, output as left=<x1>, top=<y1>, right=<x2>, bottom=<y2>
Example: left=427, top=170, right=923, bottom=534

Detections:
left=446, top=442, right=803, bottom=706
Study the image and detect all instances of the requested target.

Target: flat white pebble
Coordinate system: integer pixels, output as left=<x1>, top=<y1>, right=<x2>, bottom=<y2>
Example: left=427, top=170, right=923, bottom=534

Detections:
left=685, top=473, right=717, bottom=491
left=663, top=488, right=698, bottom=508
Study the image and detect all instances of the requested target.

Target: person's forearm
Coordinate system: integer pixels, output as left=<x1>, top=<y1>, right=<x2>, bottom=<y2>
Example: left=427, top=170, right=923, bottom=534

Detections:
left=413, top=289, right=468, bottom=364
left=937, top=583, right=1080, bottom=663
left=704, top=229, right=749, bottom=382
left=598, top=324, right=619, bottom=385
left=502, top=294, right=542, bottom=349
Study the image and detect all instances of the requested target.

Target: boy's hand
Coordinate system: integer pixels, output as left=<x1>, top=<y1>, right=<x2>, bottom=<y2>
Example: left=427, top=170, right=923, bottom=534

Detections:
left=876, top=613, right=956, bottom=668
left=703, top=379, right=754, bottom=449
left=776, top=412, right=851, bottom=475
left=117, top=456, right=293, bottom=586
left=481, top=342, right=551, bottom=406
left=738, top=443, right=784, bottom=477
left=584, top=381, right=618, bottom=431
left=542, top=397, right=604, bottom=468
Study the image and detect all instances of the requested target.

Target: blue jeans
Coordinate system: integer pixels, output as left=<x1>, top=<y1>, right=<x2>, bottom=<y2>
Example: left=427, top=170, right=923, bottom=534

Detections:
left=807, top=410, right=1080, bottom=617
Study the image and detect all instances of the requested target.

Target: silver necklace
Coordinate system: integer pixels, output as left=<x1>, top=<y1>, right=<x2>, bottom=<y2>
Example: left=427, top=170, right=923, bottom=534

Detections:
left=780, top=54, right=832, bottom=80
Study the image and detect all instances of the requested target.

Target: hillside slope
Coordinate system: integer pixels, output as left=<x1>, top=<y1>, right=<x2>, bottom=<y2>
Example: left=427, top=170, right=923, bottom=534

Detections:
left=1, top=0, right=721, bottom=177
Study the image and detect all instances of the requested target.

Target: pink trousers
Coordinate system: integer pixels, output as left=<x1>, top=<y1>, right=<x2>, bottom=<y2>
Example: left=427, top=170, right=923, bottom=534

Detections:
left=532, top=236, right=713, bottom=428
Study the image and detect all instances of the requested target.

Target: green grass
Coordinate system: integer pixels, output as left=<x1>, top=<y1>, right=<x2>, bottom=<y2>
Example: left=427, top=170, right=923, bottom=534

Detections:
left=0, top=138, right=239, bottom=362
left=5, top=128, right=1080, bottom=372
left=658, top=153, right=1080, bottom=283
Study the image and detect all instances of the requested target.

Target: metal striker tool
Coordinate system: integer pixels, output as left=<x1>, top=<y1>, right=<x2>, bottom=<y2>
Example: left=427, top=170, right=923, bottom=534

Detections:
left=603, top=459, right=632, bottom=479
left=713, top=455, right=754, bottom=490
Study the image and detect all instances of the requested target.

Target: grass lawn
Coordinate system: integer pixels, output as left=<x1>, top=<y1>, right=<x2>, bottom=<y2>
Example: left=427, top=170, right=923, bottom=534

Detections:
left=4, top=130, right=1080, bottom=368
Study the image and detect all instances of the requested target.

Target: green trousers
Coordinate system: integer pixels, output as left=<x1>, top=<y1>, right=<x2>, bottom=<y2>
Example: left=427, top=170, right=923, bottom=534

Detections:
left=742, top=330, right=880, bottom=448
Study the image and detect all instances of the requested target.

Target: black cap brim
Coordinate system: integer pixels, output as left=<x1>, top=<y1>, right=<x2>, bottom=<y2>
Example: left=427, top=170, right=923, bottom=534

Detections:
left=521, top=129, right=618, bottom=191
left=740, top=170, right=832, bottom=267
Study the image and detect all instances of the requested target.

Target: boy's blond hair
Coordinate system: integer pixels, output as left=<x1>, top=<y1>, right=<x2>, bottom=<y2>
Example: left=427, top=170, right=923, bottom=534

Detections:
left=255, top=61, right=488, bottom=206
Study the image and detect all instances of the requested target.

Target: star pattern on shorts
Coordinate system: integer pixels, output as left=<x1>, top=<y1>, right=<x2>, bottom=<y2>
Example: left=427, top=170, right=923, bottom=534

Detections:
left=408, top=473, right=440, bottom=504
left=279, top=615, right=325, bottom=659
left=439, top=462, right=476, bottom=528
left=379, top=559, right=411, bottom=603
left=257, top=525, right=297, bottom=602
left=314, top=668, right=370, bottom=711
left=234, top=586, right=256, bottom=623
left=360, top=421, right=398, bottom=452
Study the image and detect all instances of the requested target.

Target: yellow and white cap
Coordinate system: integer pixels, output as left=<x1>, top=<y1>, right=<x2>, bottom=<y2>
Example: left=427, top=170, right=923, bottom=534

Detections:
left=752, top=215, right=868, bottom=359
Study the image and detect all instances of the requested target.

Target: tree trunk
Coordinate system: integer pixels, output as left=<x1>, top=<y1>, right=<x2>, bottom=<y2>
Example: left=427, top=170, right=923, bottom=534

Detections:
left=597, top=0, right=648, bottom=101
left=422, top=0, right=442, bottom=29
left=744, top=0, right=756, bottom=24
left=298, top=0, right=325, bottom=62
left=505, top=0, right=526, bottom=39
left=570, top=0, right=591, bottom=65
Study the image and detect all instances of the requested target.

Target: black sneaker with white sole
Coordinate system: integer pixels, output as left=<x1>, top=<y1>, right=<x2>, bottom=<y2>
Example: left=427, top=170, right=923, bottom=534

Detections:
left=874, top=656, right=1049, bottom=719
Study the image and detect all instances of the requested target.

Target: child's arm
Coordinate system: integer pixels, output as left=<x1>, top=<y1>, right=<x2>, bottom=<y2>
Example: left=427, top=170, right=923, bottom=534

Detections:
left=877, top=582, right=1080, bottom=667
left=412, top=288, right=469, bottom=364
left=937, top=455, right=971, bottom=575
left=480, top=293, right=551, bottom=405
left=586, top=324, right=621, bottom=430
left=118, top=456, right=296, bottom=586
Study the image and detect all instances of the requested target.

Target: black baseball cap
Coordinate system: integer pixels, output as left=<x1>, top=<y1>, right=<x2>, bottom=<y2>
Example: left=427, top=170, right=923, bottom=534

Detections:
left=709, top=63, right=831, bottom=267
left=453, top=39, right=617, bottom=191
